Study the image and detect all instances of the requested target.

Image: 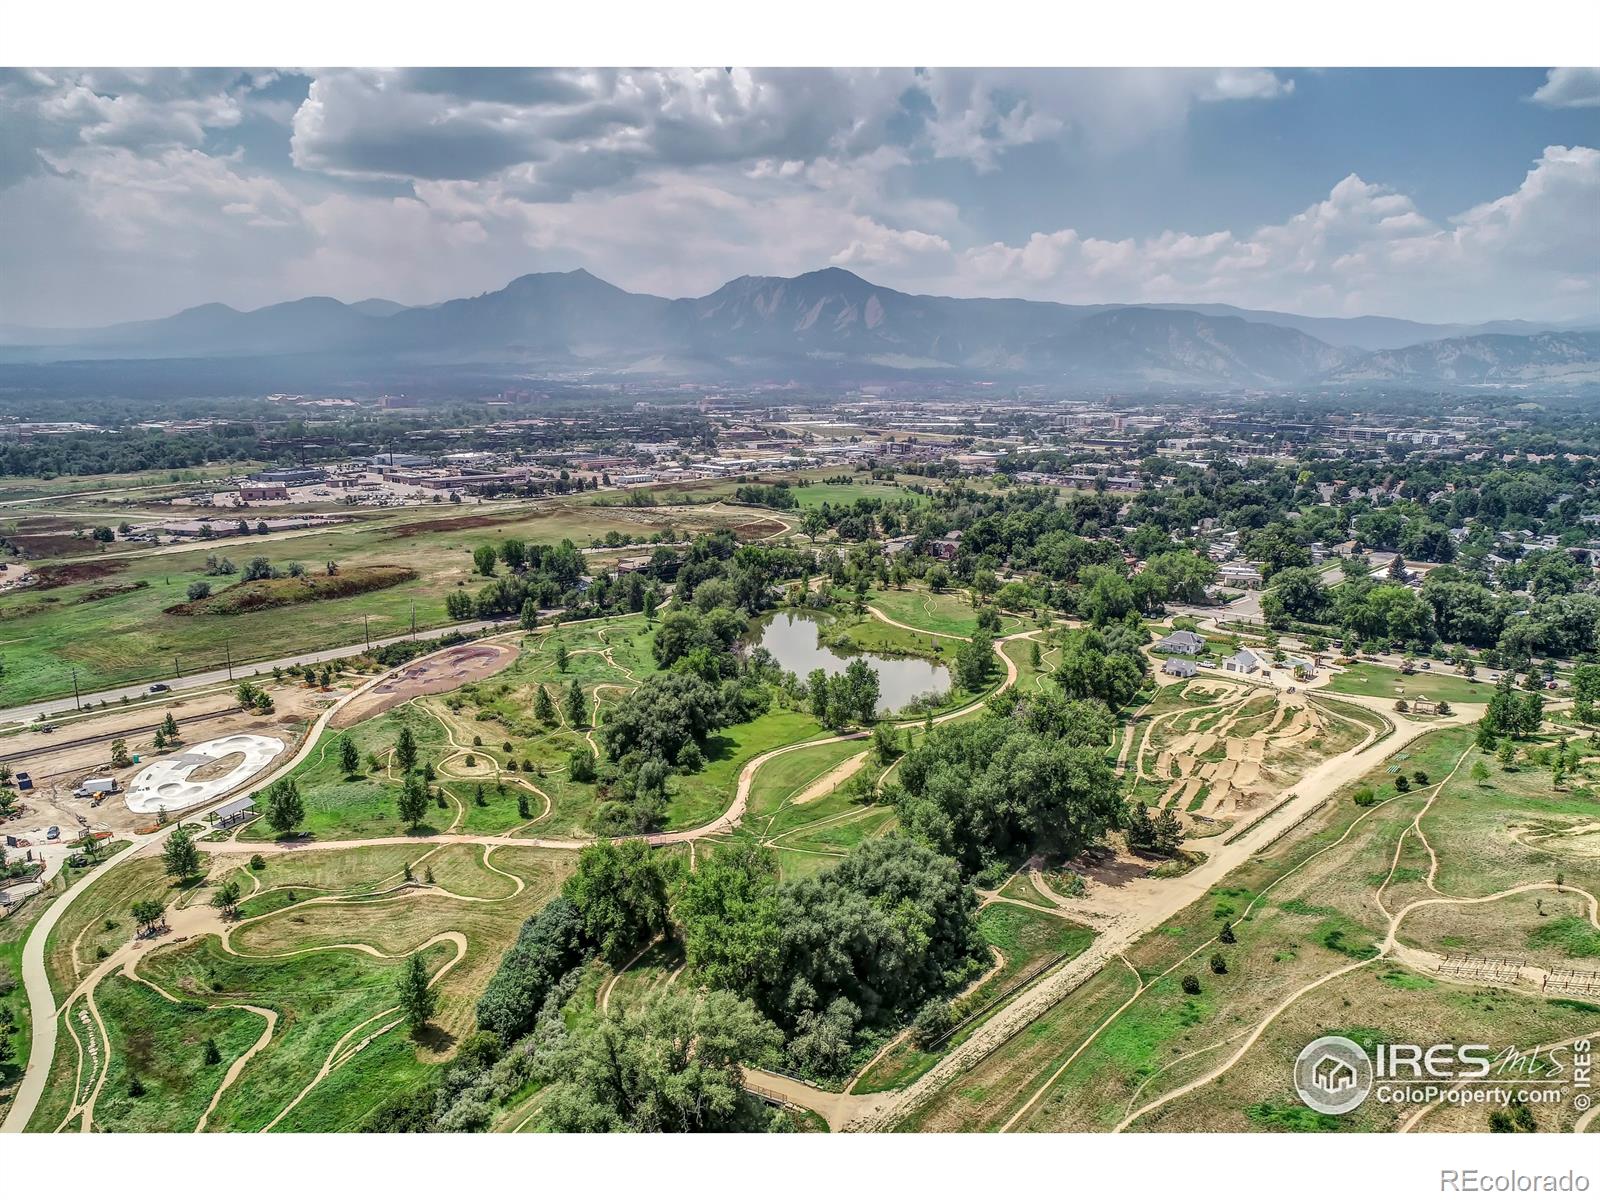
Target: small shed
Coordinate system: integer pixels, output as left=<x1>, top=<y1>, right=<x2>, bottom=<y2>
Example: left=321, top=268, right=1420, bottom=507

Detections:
left=1224, top=647, right=1264, bottom=675
left=1163, top=657, right=1198, bottom=678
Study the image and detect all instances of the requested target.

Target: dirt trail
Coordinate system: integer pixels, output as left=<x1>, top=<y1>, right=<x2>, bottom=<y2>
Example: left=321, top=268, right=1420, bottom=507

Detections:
left=849, top=699, right=1472, bottom=1131
left=863, top=603, right=971, bottom=642
left=2, top=630, right=520, bottom=1134
left=1108, top=739, right=1598, bottom=1134
left=261, top=931, right=467, bottom=1132
left=792, top=751, right=870, bottom=806
left=195, top=1006, right=277, bottom=1132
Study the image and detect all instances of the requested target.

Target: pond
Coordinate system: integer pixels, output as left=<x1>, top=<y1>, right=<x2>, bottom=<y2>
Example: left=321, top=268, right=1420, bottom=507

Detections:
left=750, top=611, right=952, bottom=715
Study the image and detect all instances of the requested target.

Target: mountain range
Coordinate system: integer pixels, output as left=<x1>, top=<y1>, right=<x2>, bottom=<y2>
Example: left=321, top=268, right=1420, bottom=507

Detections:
left=3, top=267, right=1596, bottom=391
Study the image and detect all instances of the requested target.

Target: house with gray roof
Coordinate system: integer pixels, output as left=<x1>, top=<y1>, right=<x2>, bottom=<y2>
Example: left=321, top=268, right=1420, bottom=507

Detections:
left=1155, top=630, right=1206, bottom=655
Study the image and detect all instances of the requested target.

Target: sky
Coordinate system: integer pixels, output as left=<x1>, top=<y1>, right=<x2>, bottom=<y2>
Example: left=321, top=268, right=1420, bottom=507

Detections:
left=1, top=66, right=1597, bottom=328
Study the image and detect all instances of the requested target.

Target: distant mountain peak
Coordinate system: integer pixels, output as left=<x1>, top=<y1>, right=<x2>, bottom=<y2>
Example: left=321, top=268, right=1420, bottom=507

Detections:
left=3, top=266, right=1593, bottom=392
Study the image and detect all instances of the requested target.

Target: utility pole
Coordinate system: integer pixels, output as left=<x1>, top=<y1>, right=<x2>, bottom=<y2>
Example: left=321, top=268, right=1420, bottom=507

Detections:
left=71, top=667, right=80, bottom=711
left=411, top=600, right=417, bottom=638
left=225, top=641, right=233, bottom=681
left=174, top=656, right=180, bottom=680
left=364, top=615, right=370, bottom=648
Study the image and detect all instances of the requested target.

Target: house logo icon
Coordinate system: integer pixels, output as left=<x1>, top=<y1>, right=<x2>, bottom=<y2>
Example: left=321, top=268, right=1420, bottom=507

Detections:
left=1294, top=1036, right=1374, bottom=1115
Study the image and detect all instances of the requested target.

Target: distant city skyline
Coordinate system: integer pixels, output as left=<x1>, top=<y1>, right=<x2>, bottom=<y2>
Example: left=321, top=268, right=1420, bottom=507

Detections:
left=1, top=66, right=1596, bottom=328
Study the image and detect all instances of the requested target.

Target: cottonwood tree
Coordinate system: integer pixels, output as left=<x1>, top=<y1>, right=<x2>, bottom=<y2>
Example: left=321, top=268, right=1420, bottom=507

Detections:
left=562, top=840, right=668, bottom=965
left=212, top=878, right=242, bottom=919
left=889, top=691, right=1123, bottom=874
left=162, top=825, right=200, bottom=882
left=541, top=989, right=782, bottom=1133
left=131, top=898, right=166, bottom=937
left=262, top=777, right=305, bottom=836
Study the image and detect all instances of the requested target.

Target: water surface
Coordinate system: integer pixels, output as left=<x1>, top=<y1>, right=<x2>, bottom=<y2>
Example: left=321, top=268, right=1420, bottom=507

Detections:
left=751, top=611, right=952, bottom=715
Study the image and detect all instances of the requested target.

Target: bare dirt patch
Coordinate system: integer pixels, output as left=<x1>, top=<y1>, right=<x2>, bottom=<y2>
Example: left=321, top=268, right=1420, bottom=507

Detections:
left=187, top=751, right=246, bottom=783
left=332, top=642, right=518, bottom=728
left=385, top=512, right=517, bottom=537
left=28, top=560, right=123, bottom=590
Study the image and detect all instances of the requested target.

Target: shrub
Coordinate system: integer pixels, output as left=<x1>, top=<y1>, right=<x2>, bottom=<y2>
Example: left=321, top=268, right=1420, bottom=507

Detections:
left=911, top=999, right=954, bottom=1049
left=1181, top=974, right=1201, bottom=995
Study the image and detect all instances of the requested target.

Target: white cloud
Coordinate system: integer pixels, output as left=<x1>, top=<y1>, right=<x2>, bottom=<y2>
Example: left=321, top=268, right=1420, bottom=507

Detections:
left=1, top=68, right=1592, bottom=327
left=943, top=147, right=1599, bottom=321
left=1530, top=67, right=1600, bottom=109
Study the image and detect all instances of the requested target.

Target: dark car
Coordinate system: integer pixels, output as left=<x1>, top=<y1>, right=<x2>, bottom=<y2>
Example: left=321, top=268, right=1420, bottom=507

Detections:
left=148, top=682, right=171, bottom=693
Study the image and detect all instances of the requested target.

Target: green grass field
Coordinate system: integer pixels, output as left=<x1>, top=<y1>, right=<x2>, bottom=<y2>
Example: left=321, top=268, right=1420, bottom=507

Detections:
left=0, top=497, right=729, bottom=708
left=866, top=585, right=1025, bottom=640
left=1324, top=661, right=1496, bottom=706
left=26, top=840, right=576, bottom=1132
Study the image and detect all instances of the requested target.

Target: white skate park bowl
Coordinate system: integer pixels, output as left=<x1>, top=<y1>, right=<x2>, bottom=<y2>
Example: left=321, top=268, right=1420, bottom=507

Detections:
left=124, top=733, right=285, bottom=815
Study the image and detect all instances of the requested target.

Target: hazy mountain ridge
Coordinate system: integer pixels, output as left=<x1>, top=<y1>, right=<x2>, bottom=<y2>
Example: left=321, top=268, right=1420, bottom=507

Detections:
left=1, top=267, right=1594, bottom=390
left=1326, top=331, right=1600, bottom=385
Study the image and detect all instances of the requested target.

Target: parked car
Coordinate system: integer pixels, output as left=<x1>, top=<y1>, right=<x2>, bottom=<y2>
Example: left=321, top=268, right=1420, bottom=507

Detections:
left=47, top=826, right=59, bottom=840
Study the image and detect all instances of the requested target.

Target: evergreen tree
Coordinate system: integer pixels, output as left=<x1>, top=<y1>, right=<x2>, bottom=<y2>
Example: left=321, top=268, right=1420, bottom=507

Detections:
left=396, top=726, right=419, bottom=774
left=398, top=952, right=435, bottom=1034
left=565, top=679, right=586, bottom=727
left=398, top=773, right=430, bottom=829
left=339, top=735, right=361, bottom=777
left=535, top=685, right=556, bottom=725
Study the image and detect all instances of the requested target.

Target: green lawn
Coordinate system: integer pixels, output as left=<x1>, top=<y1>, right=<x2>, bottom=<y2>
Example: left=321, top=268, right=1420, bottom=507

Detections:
left=666, top=707, right=826, bottom=830
left=865, top=586, right=994, bottom=639
left=1324, top=661, right=1496, bottom=707
left=242, top=704, right=455, bottom=842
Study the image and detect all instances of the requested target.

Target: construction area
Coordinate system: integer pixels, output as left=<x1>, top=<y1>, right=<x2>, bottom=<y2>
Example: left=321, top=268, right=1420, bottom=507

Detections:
left=0, top=676, right=325, bottom=853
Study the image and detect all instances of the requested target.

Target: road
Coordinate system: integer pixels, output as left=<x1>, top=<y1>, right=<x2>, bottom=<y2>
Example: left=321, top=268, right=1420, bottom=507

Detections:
left=0, top=619, right=501, bottom=727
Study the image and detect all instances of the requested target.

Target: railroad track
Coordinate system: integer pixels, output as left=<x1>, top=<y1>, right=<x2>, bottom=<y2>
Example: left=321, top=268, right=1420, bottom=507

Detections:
left=0, top=707, right=245, bottom=767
